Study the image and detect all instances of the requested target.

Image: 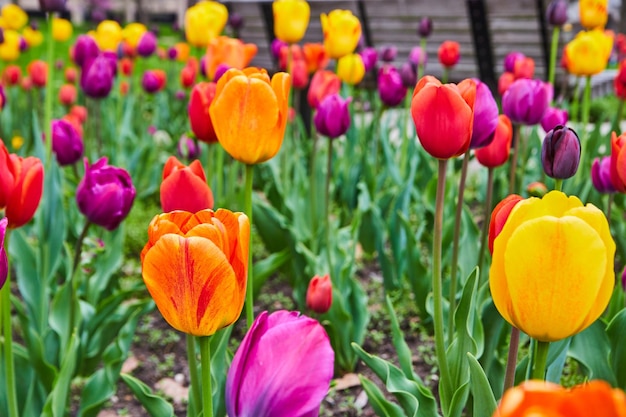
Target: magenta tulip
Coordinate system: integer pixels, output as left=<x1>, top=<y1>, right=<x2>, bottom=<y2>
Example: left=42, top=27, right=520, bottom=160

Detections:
left=0, top=218, right=7, bottom=290
left=591, top=156, right=616, bottom=193
left=378, top=65, right=407, bottom=107
left=502, top=78, right=551, bottom=125
left=314, top=94, right=351, bottom=138
left=470, top=79, right=499, bottom=148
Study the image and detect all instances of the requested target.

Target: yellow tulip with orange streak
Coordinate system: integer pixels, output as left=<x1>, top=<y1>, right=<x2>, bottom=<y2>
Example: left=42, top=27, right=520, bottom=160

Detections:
left=209, top=68, right=291, bottom=165
left=141, top=209, right=249, bottom=336
left=580, top=0, right=608, bottom=29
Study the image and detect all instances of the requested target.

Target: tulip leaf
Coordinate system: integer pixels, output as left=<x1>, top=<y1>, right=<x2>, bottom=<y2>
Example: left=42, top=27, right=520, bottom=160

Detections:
left=41, top=332, right=78, bottom=417
left=359, top=376, right=408, bottom=417
left=477, top=300, right=506, bottom=399
left=120, top=374, right=175, bottom=417
left=467, top=353, right=497, bottom=417
left=49, top=280, right=74, bottom=356
left=569, top=319, right=617, bottom=385
left=607, top=308, right=626, bottom=390
left=385, top=295, right=416, bottom=381
left=252, top=248, right=291, bottom=296
left=87, top=225, right=125, bottom=303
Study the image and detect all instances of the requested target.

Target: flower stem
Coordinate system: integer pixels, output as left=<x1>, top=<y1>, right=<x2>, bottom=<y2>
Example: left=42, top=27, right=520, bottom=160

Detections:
left=198, top=336, right=213, bottom=417
left=2, top=231, right=18, bottom=417
left=607, top=193, right=613, bottom=222
left=399, top=94, right=412, bottom=173
left=449, top=152, right=470, bottom=342
left=187, top=335, right=201, bottom=417
left=578, top=75, right=592, bottom=173
left=548, top=27, right=560, bottom=90
left=508, top=125, right=520, bottom=195
left=503, top=326, right=520, bottom=393
left=434, top=159, right=451, bottom=416
left=531, top=340, right=550, bottom=380
left=44, top=12, right=55, bottom=168
left=477, top=167, right=494, bottom=279
left=554, top=178, right=563, bottom=192
left=215, top=145, right=224, bottom=204
left=244, top=164, right=254, bottom=328
left=442, top=67, right=448, bottom=84
left=325, top=137, right=334, bottom=277
left=310, top=132, right=319, bottom=253
left=70, top=221, right=91, bottom=335
left=417, top=38, right=427, bottom=80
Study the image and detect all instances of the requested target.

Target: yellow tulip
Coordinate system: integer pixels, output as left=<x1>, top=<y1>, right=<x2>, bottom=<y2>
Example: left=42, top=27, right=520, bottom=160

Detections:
left=95, top=20, right=123, bottom=52
left=22, top=27, right=43, bottom=48
left=0, top=30, right=21, bottom=62
left=273, top=0, right=310, bottom=44
left=209, top=68, right=291, bottom=165
left=320, top=9, right=361, bottom=59
left=1, top=4, right=27, bottom=31
left=565, top=29, right=613, bottom=76
left=337, top=53, right=365, bottom=85
left=11, top=136, right=24, bottom=150
left=580, top=0, right=608, bottom=29
left=123, top=22, right=147, bottom=49
left=52, top=18, right=73, bottom=42
left=490, top=191, right=615, bottom=342
left=185, top=1, right=228, bottom=47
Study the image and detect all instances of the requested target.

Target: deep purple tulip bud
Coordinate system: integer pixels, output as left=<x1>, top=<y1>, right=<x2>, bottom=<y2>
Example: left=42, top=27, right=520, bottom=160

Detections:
left=314, top=94, right=352, bottom=138
left=76, top=157, right=136, bottom=231
left=0, top=218, right=7, bottom=290
left=19, top=37, right=28, bottom=52
left=51, top=119, right=83, bottom=166
left=137, top=31, right=157, bottom=57
left=142, top=70, right=160, bottom=94
left=541, top=125, right=581, bottom=179
left=503, top=51, right=525, bottom=73
left=229, top=12, right=244, bottom=31
left=200, top=56, right=208, bottom=78
left=172, top=21, right=180, bottom=32
left=175, top=90, right=186, bottom=100
left=39, top=0, right=66, bottom=12
left=360, top=47, right=378, bottom=71
left=378, top=65, right=407, bottom=107
left=177, top=135, right=201, bottom=160
left=214, top=63, right=230, bottom=82
left=226, top=311, right=334, bottom=417
left=502, top=79, right=552, bottom=125
left=591, top=156, right=616, bottom=193
left=399, top=61, right=417, bottom=88
left=408, top=46, right=427, bottom=69
left=74, top=35, right=100, bottom=67
left=380, top=45, right=397, bottom=62
left=470, top=80, right=499, bottom=149
left=546, top=0, right=568, bottom=26
left=541, top=107, right=568, bottom=132
left=418, top=17, right=433, bottom=38
left=271, top=38, right=287, bottom=60
left=0, top=28, right=5, bottom=44
left=80, top=54, right=115, bottom=99
left=30, top=21, right=39, bottom=31
left=167, top=47, right=177, bottom=61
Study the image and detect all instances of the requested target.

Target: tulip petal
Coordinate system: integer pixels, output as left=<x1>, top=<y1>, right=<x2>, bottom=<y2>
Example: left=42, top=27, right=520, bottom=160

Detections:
left=160, top=168, right=213, bottom=213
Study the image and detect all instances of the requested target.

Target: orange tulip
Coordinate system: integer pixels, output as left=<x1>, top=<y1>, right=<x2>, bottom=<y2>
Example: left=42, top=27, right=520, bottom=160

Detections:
left=610, top=131, right=626, bottom=192
left=141, top=209, right=249, bottom=336
left=189, top=81, right=218, bottom=143
left=307, top=69, right=341, bottom=108
left=411, top=75, right=476, bottom=159
left=303, top=43, right=329, bottom=73
left=160, top=156, right=214, bottom=213
left=175, top=42, right=191, bottom=63
left=204, top=36, right=258, bottom=81
left=513, top=56, right=535, bottom=79
left=209, top=68, right=291, bottom=164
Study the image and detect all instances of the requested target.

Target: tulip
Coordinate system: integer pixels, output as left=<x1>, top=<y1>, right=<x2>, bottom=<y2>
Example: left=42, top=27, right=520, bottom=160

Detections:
left=307, top=70, right=341, bottom=108
left=541, top=125, right=581, bottom=179
left=438, top=40, right=460, bottom=68
left=70, top=105, right=88, bottom=124
left=378, top=65, right=407, bottom=107
left=142, top=70, right=161, bottom=94
left=615, top=60, right=626, bottom=99
left=513, top=56, right=535, bottom=79
left=229, top=12, right=244, bottom=31
left=19, top=36, right=29, bottom=52
left=497, top=72, right=515, bottom=97
left=52, top=17, right=72, bottom=41
left=3, top=65, right=21, bottom=86
left=271, top=38, right=288, bottom=60
left=314, top=93, right=351, bottom=138
left=95, top=20, right=123, bottom=52
left=470, top=80, right=499, bottom=148
left=546, top=0, right=568, bottom=26
left=306, top=274, right=332, bottom=313
left=174, top=42, right=190, bottom=62
left=1, top=4, right=27, bottom=31
left=209, top=68, right=291, bottom=165
left=580, top=0, right=608, bottom=29
left=204, top=36, right=258, bottom=80
left=303, top=43, right=328, bottom=73
left=527, top=181, right=548, bottom=197
left=167, top=46, right=177, bottom=60
left=0, top=217, right=7, bottom=289
left=189, top=82, right=218, bottom=144
left=141, top=209, right=249, bottom=336
left=65, top=67, right=77, bottom=83
left=278, top=44, right=304, bottom=70
left=0, top=142, right=44, bottom=228
left=81, top=54, right=115, bottom=99
left=337, top=53, right=365, bottom=85
left=273, top=0, right=310, bottom=44
left=123, top=22, right=147, bottom=50
left=39, top=0, right=66, bottom=12
left=22, top=26, right=43, bottom=48
left=180, top=66, right=196, bottom=89
left=27, top=60, right=47, bottom=88
left=359, top=47, right=378, bottom=72
left=0, top=29, right=20, bottom=61
left=73, top=35, right=100, bottom=67
left=502, top=78, right=551, bottom=125
left=0, top=86, right=5, bottom=111
left=226, top=310, right=334, bottom=417
left=380, top=45, right=397, bottom=62
left=57, top=84, right=76, bottom=107
left=185, top=1, right=228, bottom=47
left=320, top=9, right=362, bottom=59
left=76, top=157, right=136, bottom=231
left=119, top=57, right=133, bottom=77
left=177, top=135, right=201, bottom=160
left=475, top=115, right=513, bottom=169
left=610, top=131, right=626, bottom=192
left=408, top=46, right=427, bottom=69
left=411, top=76, right=476, bottom=159
left=487, top=194, right=524, bottom=254
left=291, top=59, right=309, bottom=89
left=503, top=51, right=525, bottom=73
left=137, top=31, right=157, bottom=57
left=591, top=156, right=616, bottom=193
left=21, top=76, right=33, bottom=91
left=399, top=61, right=417, bottom=88
left=214, top=64, right=230, bottom=82
left=0, top=28, right=3, bottom=44
left=565, top=29, right=613, bottom=76
left=490, top=190, right=614, bottom=341
left=418, top=17, right=433, bottom=38
left=160, top=156, right=214, bottom=213
left=622, top=266, right=626, bottom=291
left=51, top=119, right=83, bottom=166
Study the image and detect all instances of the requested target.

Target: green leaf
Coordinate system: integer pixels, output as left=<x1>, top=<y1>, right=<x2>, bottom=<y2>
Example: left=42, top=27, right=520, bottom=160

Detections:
left=607, top=309, right=626, bottom=389
left=41, top=333, right=79, bottom=417
left=385, top=295, right=416, bottom=381
left=121, top=374, right=174, bottom=417
left=359, top=376, right=408, bottom=417
left=48, top=280, right=74, bottom=355
left=252, top=248, right=290, bottom=295
left=467, top=353, right=497, bottom=417
left=569, top=319, right=617, bottom=385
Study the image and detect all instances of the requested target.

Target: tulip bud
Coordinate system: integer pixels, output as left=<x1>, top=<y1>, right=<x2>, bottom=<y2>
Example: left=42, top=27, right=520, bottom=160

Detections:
left=70, top=105, right=88, bottom=124
left=73, top=35, right=100, bottom=67
left=76, top=157, right=136, bottom=231
left=503, top=51, right=525, bottom=73
left=65, top=66, right=77, bottom=83
left=314, top=93, right=351, bottom=138
left=380, top=45, right=397, bottom=62
left=189, top=81, right=218, bottom=143
left=359, top=47, right=378, bottom=72
left=541, top=125, right=581, bottom=179
left=438, top=40, right=460, bottom=68
left=27, top=60, right=48, bottom=88
left=591, top=156, right=616, bottom=193
left=51, top=118, right=83, bottom=166
left=470, top=80, right=499, bottom=149
left=498, top=71, right=515, bottom=96
left=3, top=65, right=21, bottom=86
left=142, top=70, right=161, bottom=93
left=58, top=84, right=77, bottom=106
left=308, top=70, right=341, bottom=109
left=167, top=46, right=177, bottom=60
left=177, top=135, right=201, bottom=160
left=0, top=218, right=7, bottom=290
left=378, top=65, right=407, bottom=107
left=214, top=63, right=230, bottom=82
left=0, top=28, right=4, bottom=44
left=408, top=46, right=427, bottom=70
left=527, top=181, right=548, bottom=197
left=160, top=156, right=214, bottom=213
left=271, top=38, right=288, bottom=60
left=399, top=61, right=417, bottom=88
left=540, top=107, right=568, bottom=133
left=417, top=17, right=433, bottom=38
left=229, top=12, right=244, bottom=31
left=513, top=56, right=535, bottom=79
left=306, top=274, right=332, bottom=314
left=39, top=0, right=66, bottom=12
left=546, top=0, right=568, bottom=26
left=137, top=31, right=157, bottom=57
left=80, top=54, right=115, bottom=99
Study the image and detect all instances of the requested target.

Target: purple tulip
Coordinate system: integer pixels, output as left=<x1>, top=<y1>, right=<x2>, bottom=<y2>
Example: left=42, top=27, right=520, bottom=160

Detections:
left=470, top=80, right=499, bottom=148
left=399, top=61, right=417, bottom=88
left=214, top=63, right=231, bottom=82
left=177, top=135, right=201, bottom=160
left=359, top=47, right=378, bottom=72
left=19, top=37, right=28, bottom=52
left=200, top=56, right=208, bottom=78
left=137, top=31, right=157, bottom=57
left=546, top=0, right=568, bottom=26
left=74, top=35, right=100, bottom=67
left=51, top=119, right=83, bottom=166
left=380, top=45, right=397, bottom=63
left=418, top=17, right=433, bottom=38
left=271, top=39, right=288, bottom=60
left=502, top=79, right=551, bottom=125
left=175, top=90, right=187, bottom=100
left=30, top=21, right=39, bottom=31
left=621, top=266, right=626, bottom=291
left=541, top=125, right=581, bottom=179
left=226, top=310, right=334, bottom=417
left=0, top=218, right=7, bottom=290
left=167, top=47, right=177, bottom=61
left=81, top=54, right=115, bottom=99
left=314, top=94, right=351, bottom=138
left=408, top=46, right=428, bottom=70
left=39, top=0, right=66, bottom=12
left=0, top=28, right=5, bottom=44
left=102, top=51, right=118, bottom=76
left=378, top=65, right=407, bottom=107
left=91, top=8, right=106, bottom=24
left=541, top=107, right=568, bottom=132
left=142, top=70, right=160, bottom=93
left=0, top=85, right=6, bottom=111
left=229, top=12, right=244, bottom=31
left=503, top=51, right=525, bottom=73
left=591, top=156, right=616, bottom=193
left=76, top=157, right=136, bottom=231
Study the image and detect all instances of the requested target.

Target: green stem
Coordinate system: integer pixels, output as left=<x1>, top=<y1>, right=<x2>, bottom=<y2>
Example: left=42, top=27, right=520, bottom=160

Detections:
left=215, top=145, right=224, bottom=204
left=508, top=125, right=520, bottom=195
left=448, top=152, right=470, bottom=342
left=531, top=340, right=550, bottom=380
left=187, top=335, right=201, bottom=417
left=71, top=222, right=91, bottom=276
left=2, top=231, right=18, bottom=417
left=442, top=67, right=448, bottom=84
left=198, top=336, right=213, bottom=417
left=434, top=159, right=451, bottom=416
left=477, top=167, right=494, bottom=279
left=244, top=164, right=254, bottom=328
left=325, top=137, right=334, bottom=277
left=612, top=99, right=624, bottom=134
left=417, top=38, right=427, bottom=80
left=310, top=132, right=319, bottom=253
left=579, top=75, right=592, bottom=173
left=571, top=77, right=581, bottom=122
left=554, top=178, right=563, bottom=192
left=548, top=27, right=560, bottom=90
left=607, top=193, right=613, bottom=222
left=44, top=12, right=55, bottom=168
left=399, top=94, right=412, bottom=173
left=70, top=221, right=91, bottom=335
left=503, top=326, right=520, bottom=393
left=206, top=144, right=215, bottom=191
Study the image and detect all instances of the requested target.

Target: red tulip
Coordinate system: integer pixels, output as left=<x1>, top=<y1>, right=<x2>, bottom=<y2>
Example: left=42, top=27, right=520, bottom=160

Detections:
left=306, top=274, right=332, bottom=314
left=438, top=40, right=460, bottom=68
left=2, top=65, right=21, bottom=86
left=513, top=56, right=535, bottom=79
left=160, top=156, right=214, bottom=213
left=488, top=194, right=524, bottom=254
left=188, top=81, right=218, bottom=143
left=498, top=71, right=515, bottom=96
left=291, top=59, right=309, bottom=89
left=610, top=131, right=626, bottom=192
left=65, top=67, right=77, bottom=83
left=119, top=57, right=133, bottom=77
left=27, top=60, right=48, bottom=88
left=59, top=84, right=77, bottom=106
left=475, top=114, right=513, bottom=168
left=180, top=65, right=196, bottom=89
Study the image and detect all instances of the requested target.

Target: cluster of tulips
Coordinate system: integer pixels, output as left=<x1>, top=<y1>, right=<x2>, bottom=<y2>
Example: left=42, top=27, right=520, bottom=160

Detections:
left=1, top=0, right=626, bottom=416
